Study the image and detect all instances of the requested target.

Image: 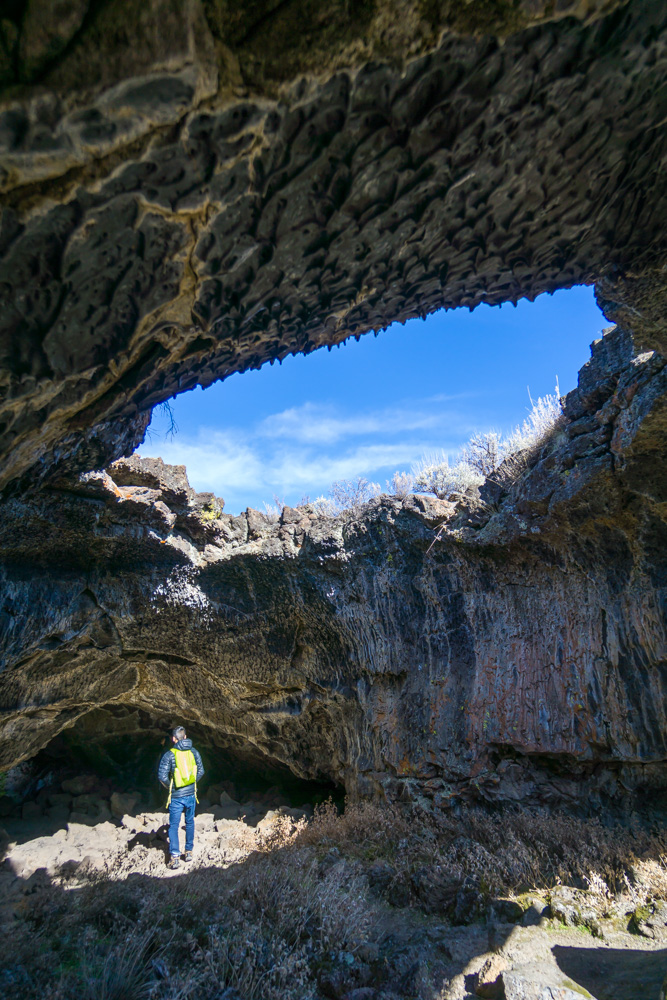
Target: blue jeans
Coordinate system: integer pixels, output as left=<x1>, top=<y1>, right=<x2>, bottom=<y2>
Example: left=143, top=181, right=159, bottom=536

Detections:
left=168, top=794, right=196, bottom=857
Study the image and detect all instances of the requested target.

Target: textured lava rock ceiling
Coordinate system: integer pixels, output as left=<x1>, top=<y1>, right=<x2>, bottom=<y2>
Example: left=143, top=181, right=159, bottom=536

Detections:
left=0, top=0, right=666, bottom=491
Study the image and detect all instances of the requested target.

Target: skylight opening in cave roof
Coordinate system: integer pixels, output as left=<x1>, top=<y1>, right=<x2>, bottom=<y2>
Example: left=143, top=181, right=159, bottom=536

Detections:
left=142, top=286, right=607, bottom=515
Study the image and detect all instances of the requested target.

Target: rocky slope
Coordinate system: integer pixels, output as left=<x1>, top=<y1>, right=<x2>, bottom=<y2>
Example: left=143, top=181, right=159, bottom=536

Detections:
left=1, top=0, right=666, bottom=490
left=0, top=325, right=664, bottom=804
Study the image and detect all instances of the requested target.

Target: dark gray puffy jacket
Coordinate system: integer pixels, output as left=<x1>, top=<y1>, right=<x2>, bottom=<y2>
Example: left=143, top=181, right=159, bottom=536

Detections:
left=158, top=739, right=204, bottom=799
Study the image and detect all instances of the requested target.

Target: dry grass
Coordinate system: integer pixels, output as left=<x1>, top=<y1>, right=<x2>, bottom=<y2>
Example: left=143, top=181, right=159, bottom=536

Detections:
left=2, top=801, right=666, bottom=1000
left=296, top=800, right=667, bottom=901
left=78, top=931, right=160, bottom=1000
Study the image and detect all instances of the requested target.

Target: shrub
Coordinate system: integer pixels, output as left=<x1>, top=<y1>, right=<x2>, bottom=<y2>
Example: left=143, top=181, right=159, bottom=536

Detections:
left=460, top=431, right=503, bottom=476
left=388, top=386, right=564, bottom=503
left=311, top=495, right=337, bottom=517
left=502, top=385, right=563, bottom=458
left=329, top=476, right=381, bottom=510
left=311, top=477, right=381, bottom=516
left=79, top=931, right=160, bottom=1000
left=412, top=455, right=484, bottom=500
left=262, top=495, right=285, bottom=522
left=385, top=470, right=415, bottom=497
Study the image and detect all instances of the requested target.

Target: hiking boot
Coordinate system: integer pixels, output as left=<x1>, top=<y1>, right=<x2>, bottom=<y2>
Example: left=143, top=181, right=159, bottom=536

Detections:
left=168, top=856, right=180, bottom=870
left=184, top=851, right=193, bottom=862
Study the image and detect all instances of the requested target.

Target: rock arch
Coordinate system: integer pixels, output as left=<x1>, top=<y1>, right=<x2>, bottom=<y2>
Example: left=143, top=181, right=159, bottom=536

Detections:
left=0, top=0, right=665, bottom=803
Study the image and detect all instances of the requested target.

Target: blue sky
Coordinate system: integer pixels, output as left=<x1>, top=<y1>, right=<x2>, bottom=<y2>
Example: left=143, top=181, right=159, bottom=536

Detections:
left=142, top=285, right=608, bottom=514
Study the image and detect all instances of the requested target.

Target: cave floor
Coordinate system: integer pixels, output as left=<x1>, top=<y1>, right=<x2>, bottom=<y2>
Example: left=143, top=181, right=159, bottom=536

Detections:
left=1, top=800, right=666, bottom=1000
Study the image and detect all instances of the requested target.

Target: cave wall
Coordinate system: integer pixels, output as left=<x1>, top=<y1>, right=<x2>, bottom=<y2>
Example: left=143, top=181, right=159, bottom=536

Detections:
left=1, top=0, right=666, bottom=491
left=0, top=0, right=665, bottom=807
left=1, top=327, right=664, bottom=805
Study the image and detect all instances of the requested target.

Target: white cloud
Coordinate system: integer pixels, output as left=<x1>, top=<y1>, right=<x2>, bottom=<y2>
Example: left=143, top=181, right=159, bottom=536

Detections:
left=257, top=402, right=441, bottom=445
left=139, top=430, right=264, bottom=496
left=140, top=398, right=477, bottom=512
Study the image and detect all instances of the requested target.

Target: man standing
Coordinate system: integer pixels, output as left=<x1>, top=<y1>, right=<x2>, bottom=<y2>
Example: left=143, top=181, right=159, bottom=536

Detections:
left=158, top=726, right=205, bottom=869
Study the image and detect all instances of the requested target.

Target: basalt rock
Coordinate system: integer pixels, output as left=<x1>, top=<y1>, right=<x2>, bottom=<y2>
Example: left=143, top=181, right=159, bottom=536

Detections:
left=0, top=326, right=664, bottom=803
left=1, top=0, right=666, bottom=491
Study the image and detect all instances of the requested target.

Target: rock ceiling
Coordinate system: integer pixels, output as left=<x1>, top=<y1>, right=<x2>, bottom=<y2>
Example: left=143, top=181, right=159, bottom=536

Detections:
left=0, top=0, right=666, bottom=492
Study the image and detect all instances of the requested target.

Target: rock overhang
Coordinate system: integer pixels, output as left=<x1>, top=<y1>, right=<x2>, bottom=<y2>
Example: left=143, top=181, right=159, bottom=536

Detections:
left=0, top=0, right=666, bottom=492
left=0, top=0, right=666, bottom=809
left=0, top=327, right=665, bottom=806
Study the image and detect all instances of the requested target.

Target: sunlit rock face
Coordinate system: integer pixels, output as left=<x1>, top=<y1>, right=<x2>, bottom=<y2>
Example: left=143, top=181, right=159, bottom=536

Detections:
left=1, top=328, right=665, bottom=805
left=1, top=0, right=666, bottom=491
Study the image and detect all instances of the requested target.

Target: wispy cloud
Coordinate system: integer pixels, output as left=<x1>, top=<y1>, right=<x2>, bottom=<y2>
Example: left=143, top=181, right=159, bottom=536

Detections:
left=257, top=402, right=443, bottom=444
left=141, top=398, right=477, bottom=512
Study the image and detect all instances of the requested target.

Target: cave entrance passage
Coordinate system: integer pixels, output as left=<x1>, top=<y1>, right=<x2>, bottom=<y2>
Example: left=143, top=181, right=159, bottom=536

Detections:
left=9, top=704, right=340, bottom=823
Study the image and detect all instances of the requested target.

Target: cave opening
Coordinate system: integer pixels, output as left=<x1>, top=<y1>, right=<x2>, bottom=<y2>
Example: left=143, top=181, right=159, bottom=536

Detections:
left=3, top=704, right=340, bottom=828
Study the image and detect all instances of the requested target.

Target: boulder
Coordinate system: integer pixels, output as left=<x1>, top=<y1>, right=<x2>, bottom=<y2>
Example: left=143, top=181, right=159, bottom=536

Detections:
left=549, top=886, right=604, bottom=938
left=110, top=792, right=139, bottom=819
left=217, top=804, right=242, bottom=821
left=47, top=805, right=71, bottom=824
left=502, top=972, right=597, bottom=1000
left=488, top=898, right=524, bottom=924
left=520, top=895, right=550, bottom=927
left=475, top=955, right=508, bottom=999
left=61, top=776, right=97, bottom=796
left=194, top=812, right=215, bottom=833
left=255, top=810, right=279, bottom=833
left=219, top=791, right=238, bottom=807
left=21, top=802, right=42, bottom=821
left=629, top=900, right=667, bottom=939
left=47, top=793, right=72, bottom=808
left=68, top=811, right=97, bottom=826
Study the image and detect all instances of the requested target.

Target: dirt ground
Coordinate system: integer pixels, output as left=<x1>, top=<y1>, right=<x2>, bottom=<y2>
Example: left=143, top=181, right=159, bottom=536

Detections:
left=1, top=783, right=666, bottom=1000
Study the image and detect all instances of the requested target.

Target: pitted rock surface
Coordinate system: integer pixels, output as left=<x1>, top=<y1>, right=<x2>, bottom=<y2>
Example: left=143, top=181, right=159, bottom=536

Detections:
left=1, top=1, right=666, bottom=490
left=0, top=327, right=664, bottom=801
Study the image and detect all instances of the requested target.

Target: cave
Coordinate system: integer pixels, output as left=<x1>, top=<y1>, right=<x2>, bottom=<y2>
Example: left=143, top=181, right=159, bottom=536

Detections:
left=32, top=705, right=340, bottom=808
left=0, top=0, right=665, bottom=814
left=1, top=5, right=667, bottom=996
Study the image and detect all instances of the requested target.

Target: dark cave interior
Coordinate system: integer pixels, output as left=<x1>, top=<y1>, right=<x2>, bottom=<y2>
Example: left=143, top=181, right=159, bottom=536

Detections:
left=8, top=704, right=341, bottom=813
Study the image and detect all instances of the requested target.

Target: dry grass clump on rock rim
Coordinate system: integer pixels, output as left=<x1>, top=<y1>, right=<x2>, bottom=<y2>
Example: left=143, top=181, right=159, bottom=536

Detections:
left=2, top=802, right=665, bottom=1000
